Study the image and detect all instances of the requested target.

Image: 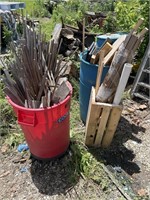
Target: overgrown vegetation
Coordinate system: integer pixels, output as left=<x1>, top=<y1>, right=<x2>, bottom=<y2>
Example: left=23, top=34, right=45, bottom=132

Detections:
left=2, top=26, right=13, bottom=46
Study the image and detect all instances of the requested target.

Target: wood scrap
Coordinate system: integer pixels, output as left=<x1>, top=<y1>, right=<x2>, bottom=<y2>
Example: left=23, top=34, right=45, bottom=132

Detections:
left=63, top=23, right=98, bottom=48
left=90, top=42, right=112, bottom=64
left=96, top=19, right=148, bottom=103
left=1, top=21, right=72, bottom=108
left=52, top=23, right=62, bottom=43
left=82, top=18, right=85, bottom=52
left=95, top=51, right=105, bottom=94
left=52, top=81, right=70, bottom=104
left=103, top=35, right=126, bottom=65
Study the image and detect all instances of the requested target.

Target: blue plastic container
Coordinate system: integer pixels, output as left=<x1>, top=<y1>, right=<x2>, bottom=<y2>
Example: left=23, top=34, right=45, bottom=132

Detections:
left=79, top=51, right=109, bottom=123
left=96, top=33, right=121, bottom=48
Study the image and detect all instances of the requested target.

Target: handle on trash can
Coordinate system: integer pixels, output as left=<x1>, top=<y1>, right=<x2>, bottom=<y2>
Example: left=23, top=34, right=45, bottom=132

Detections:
left=17, top=110, right=35, bottom=127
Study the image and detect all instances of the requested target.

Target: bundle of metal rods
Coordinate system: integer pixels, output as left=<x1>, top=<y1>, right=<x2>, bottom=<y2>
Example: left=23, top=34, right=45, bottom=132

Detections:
left=1, top=20, right=71, bottom=108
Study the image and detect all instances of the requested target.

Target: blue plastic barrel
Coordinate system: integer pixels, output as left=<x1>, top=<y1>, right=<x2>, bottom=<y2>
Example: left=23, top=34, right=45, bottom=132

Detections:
left=79, top=51, right=109, bottom=123
left=96, top=33, right=121, bottom=48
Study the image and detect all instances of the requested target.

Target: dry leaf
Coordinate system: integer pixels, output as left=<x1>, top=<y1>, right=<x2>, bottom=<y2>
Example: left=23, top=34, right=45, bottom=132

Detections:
left=132, top=118, right=141, bottom=125
left=0, top=171, right=10, bottom=178
left=127, top=107, right=135, bottom=113
left=137, top=188, right=147, bottom=196
left=122, top=110, right=129, bottom=115
left=139, top=104, right=147, bottom=110
left=1, top=144, right=9, bottom=153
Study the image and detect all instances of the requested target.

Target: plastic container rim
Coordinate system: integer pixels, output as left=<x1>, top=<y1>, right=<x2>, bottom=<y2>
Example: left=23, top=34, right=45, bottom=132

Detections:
left=80, top=51, right=109, bottom=68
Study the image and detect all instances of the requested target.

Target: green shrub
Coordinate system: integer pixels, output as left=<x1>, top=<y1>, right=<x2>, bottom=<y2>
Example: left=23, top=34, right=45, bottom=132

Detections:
left=3, top=26, right=13, bottom=46
left=52, top=0, right=88, bottom=26
left=114, top=0, right=143, bottom=32
left=0, top=81, right=16, bottom=133
left=103, top=0, right=149, bottom=59
left=137, top=0, right=149, bottom=59
left=103, top=12, right=117, bottom=33
left=33, top=0, right=51, bottom=18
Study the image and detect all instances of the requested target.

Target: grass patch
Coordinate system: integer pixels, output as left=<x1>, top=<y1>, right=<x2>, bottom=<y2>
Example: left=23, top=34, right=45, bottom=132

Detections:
left=40, top=18, right=55, bottom=40
left=69, top=85, right=111, bottom=190
left=0, top=79, right=25, bottom=147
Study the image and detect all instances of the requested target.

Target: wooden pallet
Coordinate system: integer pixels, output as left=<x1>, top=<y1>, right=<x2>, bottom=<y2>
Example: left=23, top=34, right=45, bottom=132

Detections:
left=85, top=87, right=123, bottom=148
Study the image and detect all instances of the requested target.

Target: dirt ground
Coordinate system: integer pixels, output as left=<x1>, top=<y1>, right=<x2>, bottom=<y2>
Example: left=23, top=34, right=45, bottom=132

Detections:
left=0, top=98, right=150, bottom=200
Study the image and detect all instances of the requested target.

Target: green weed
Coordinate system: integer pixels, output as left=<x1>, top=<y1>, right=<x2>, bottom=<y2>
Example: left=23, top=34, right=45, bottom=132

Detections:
left=69, top=96, right=110, bottom=190
left=4, top=130, right=25, bottom=148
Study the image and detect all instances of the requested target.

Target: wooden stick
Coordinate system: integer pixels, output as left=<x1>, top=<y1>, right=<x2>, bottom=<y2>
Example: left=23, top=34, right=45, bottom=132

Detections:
left=95, top=51, right=105, bottom=95
left=132, top=18, right=144, bottom=33
left=138, top=27, right=148, bottom=38
left=123, top=18, right=144, bottom=48
left=0, top=16, right=2, bottom=54
left=100, top=164, right=133, bottom=200
left=91, top=42, right=112, bottom=64
left=82, top=18, right=85, bottom=52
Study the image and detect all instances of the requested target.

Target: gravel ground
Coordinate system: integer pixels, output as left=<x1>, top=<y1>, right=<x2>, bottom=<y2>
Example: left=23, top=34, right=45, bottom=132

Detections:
left=0, top=149, right=122, bottom=200
left=0, top=99, right=150, bottom=200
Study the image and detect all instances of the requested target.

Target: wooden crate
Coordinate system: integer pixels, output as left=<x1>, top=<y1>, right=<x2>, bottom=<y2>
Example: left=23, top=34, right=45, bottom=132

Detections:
left=85, top=87, right=123, bottom=148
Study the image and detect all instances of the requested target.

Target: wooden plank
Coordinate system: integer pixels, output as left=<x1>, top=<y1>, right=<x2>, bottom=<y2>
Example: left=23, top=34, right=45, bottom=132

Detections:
left=85, top=104, right=102, bottom=146
left=82, top=18, right=85, bottom=52
left=138, top=28, right=148, bottom=38
left=123, top=18, right=144, bottom=48
left=90, top=46, right=101, bottom=63
left=93, top=101, right=118, bottom=108
left=52, top=81, right=70, bottom=104
left=100, top=163, right=133, bottom=200
left=85, top=87, right=100, bottom=146
left=132, top=18, right=144, bottom=33
left=52, top=23, right=62, bottom=43
left=103, top=35, right=126, bottom=65
left=101, top=106, right=122, bottom=148
left=0, top=16, right=2, bottom=54
left=94, top=106, right=111, bottom=147
left=127, top=28, right=148, bottom=63
left=95, top=51, right=104, bottom=94
left=91, top=42, right=112, bottom=64
left=125, top=34, right=138, bottom=52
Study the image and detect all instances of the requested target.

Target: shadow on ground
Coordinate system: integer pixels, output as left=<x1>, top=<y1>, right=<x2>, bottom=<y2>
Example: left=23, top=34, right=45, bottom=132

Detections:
left=89, top=116, right=146, bottom=175
left=30, top=141, right=81, bottom=196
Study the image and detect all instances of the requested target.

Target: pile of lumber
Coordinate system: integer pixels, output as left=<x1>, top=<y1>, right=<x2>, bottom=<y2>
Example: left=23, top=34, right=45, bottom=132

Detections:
left=94, top=18, right=148, bottom=104
left=85, top=11, right=106, bottom=29
left=63, top=23, right=98, bottom=49
left=58, top=25, right=81, bottom=56
left=85, top=19, right=148, bottom=148
left=1, top=21, right=72, bottom=108
left=60, top=12, right=106, bottom=51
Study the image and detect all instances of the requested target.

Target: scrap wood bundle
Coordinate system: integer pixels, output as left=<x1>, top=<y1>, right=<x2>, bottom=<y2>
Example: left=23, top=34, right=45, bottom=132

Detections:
left=85, top=19, right=148, bottom=148
left=1, top=21, right=72, bottom=108
left=96, top=18, right=148, bottom=103
left=89, top=19, right=148, bottom=104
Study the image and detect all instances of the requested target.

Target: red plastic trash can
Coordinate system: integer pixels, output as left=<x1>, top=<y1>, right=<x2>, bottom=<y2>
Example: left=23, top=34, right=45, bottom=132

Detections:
left=7, top=82, right=72, bottom=160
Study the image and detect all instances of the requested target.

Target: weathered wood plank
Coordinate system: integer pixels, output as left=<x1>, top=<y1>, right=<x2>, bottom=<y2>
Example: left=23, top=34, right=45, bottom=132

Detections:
left=85, top=87, right=100, bottom=146
left=101, top=106, right=122, bottom=148
left=103, top=35, right=126, bottom=65
left=95, top=51, right=104, bottom=94
left=94, top=106, right=111, bottom=147
left=91, top=42, right=112, bottom=64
